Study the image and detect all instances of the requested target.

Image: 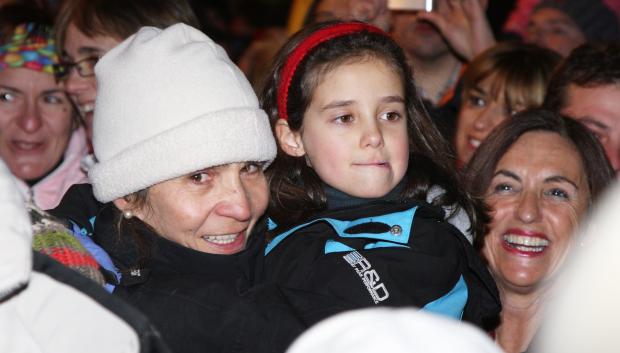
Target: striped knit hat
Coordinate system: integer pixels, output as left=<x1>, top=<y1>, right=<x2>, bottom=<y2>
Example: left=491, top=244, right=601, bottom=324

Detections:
left=28, top=202, right=104, bottom=285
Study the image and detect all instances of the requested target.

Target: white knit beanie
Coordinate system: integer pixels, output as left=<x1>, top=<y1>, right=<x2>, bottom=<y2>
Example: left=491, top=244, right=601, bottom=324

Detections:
left=89, top=23, right=277, bottom=202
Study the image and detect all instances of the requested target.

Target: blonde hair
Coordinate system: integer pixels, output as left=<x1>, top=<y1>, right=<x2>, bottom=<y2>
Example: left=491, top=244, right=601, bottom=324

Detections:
left=462, top=42, right=561, bottom=114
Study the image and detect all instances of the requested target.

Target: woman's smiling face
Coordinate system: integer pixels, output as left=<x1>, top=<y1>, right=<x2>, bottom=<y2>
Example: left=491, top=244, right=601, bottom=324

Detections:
left=482, top=131, right=590, bottom=294
left=122, top=162, right=269, bottom=255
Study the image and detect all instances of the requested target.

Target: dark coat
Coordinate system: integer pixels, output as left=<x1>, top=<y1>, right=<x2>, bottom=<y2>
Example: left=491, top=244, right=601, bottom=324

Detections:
left=50, top=184, right=322, bottom=353
left=52, top=185, right=500, bottom=352
left=264, top=199, right=501, bottom=330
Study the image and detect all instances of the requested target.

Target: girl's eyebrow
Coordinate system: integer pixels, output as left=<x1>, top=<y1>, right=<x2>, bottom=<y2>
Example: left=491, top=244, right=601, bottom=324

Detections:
left=381, top=95, right=405, bottom=104
left=321, top=95, right=405, bottom=111
left=321, top=100, right=354, bottom=111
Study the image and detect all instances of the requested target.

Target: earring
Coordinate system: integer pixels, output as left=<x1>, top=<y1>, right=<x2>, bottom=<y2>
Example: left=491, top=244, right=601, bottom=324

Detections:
left=123, top=210, right=133, bottom=219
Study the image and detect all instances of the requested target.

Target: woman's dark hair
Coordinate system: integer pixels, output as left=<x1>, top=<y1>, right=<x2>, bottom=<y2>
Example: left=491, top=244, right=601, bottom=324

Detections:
left=464, top=109, right=615, bottom=250
left=260, top=20, right=485, bottom=238
left=115, top=188, right=153, bottom=268
left=55, top=0, right=199, bottom=48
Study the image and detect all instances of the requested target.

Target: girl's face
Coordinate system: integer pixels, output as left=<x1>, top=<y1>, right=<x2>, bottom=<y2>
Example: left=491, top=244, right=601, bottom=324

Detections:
left=284, top=58, right=409, bottom=198
left=117, top=162, right=269, bottom=255
left=482, top=131, right=589, bottom=295
left=455, top=75, right=522, bottom=165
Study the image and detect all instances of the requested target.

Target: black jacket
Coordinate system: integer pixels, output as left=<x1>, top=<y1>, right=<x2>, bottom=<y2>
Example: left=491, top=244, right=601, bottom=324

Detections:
left=50, top=184, right=323, bottom=353
left=52, top=185, right=499, bottom=351
left=264, top=199, right=501, bottom=330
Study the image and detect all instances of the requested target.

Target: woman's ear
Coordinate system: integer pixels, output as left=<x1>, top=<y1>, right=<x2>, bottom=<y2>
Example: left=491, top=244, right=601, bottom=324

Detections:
left=113, top=196, right=143, bottom=220
left=112, top=198, right=129, bottom=211
left=275, top=119, right=306, bottom=157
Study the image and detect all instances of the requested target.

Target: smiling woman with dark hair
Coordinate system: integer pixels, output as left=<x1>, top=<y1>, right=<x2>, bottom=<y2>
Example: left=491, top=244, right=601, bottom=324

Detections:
left=463, top=109, right=614, bottom=353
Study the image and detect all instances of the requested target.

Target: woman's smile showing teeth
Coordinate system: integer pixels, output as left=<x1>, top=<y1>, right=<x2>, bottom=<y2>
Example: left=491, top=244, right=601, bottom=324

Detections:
left=78, top=103, right=94, bottom=116
left=502, top=233, right=549, bottom=255
left=469, top=138, right=481, bottom=148
left=202, top=232, right=243, bottom=245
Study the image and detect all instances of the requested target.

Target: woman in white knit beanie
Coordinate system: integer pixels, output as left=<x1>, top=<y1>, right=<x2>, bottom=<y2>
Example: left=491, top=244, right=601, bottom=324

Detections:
left=50, top=23, right=278, bottom=352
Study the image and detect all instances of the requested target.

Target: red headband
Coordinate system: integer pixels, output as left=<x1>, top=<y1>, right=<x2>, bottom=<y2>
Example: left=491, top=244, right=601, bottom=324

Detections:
left=276, top=22, right=387, bottom=121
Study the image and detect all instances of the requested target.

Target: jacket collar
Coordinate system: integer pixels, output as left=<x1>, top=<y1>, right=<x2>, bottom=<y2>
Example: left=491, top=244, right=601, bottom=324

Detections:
left=93, top=204, right=266, bottom=287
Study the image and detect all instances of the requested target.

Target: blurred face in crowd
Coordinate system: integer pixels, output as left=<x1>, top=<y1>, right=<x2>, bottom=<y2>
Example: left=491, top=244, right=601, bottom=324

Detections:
left=525, top=8, right=586, bottom=57
left=391, top=10, right=450, bottom=62
left=312, top=0, right=390, bottom=31
left=482, top=131, right=589, bottom=295
left=561, top=84, right=620, bottom=177
left=455, top=75, right=523, bottom=165
left=313, top=0, right=351, bottom=22
left=118, top=162, right=269, bottom=255
left=0, top=68, right=73, bottom=182
left=62, top=23, right=121, bottom=143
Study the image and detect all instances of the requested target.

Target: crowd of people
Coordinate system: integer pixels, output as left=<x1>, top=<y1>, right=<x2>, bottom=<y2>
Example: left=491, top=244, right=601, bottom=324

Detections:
left=0, top=0, right=619, bottom=352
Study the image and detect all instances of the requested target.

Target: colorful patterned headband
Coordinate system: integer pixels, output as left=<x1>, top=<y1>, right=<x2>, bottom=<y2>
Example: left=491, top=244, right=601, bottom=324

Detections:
left=276, top=22, right=387, bottom=121
left=0, top=23, right=58, bottom=75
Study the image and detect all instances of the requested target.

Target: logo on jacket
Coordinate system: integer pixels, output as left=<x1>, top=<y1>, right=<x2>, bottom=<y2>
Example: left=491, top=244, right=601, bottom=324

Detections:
left=343, top=251, right=389, bottom=304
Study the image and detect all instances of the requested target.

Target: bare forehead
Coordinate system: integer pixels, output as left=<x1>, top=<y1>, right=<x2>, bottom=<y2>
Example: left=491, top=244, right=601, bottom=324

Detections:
left=312, top=54, right=402, bottom=85
left=503, top=131, right=582, bottom=169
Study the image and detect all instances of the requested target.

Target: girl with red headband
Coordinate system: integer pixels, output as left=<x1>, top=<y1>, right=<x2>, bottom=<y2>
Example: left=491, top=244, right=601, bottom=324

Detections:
left=259, top=21, right=501, bottom=330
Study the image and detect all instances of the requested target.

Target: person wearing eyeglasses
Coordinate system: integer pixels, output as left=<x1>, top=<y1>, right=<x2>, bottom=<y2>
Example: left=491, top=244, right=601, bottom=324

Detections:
left=0, top=4, right=87, bottom=210
left=54, top=0, right=199, bottom=149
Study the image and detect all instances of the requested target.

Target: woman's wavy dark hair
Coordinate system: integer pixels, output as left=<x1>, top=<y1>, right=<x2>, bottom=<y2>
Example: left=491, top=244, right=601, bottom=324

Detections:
left=260, top=20, right=485, bottom=239
left=463, top=109, right=615, bottom=250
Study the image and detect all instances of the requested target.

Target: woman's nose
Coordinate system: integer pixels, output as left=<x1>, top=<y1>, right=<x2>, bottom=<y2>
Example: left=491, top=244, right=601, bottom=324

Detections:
left=17, top=99, right=42, bottom=132
left=516, top=192, right=542, bottom=224
left=215, top=180, right=252, bottom=221
left=473, top=106, right=495, bottom=131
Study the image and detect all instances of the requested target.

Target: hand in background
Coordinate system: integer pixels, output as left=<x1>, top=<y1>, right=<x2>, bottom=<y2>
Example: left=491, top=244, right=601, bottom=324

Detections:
left=417, top=0, right=495, bottom=60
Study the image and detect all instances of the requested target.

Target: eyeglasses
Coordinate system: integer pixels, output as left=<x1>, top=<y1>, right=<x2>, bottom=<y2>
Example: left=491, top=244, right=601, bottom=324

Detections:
left=54, top=56, right=100, bottom=81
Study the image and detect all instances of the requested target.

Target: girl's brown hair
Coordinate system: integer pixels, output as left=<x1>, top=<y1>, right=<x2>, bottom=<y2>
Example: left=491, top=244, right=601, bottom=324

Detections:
left=261, top=21, right=485, bottom=239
